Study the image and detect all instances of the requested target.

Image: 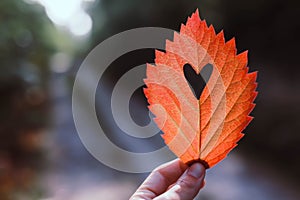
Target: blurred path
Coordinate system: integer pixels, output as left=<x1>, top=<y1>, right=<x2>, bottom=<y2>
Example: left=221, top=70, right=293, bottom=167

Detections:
left=43, top=73, right=299, bottom=200
left=44, top=74, right=142, bottom=199
left=197, top=154, right=299, bottom=200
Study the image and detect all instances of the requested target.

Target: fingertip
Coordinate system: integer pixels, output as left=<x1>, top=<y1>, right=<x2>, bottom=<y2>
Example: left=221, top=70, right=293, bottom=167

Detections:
left=187, top=163, right=205, bottom=179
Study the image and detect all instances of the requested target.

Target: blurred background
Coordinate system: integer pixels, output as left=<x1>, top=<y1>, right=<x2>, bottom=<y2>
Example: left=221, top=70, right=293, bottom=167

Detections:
left=1, top=0, right=300, bottom=199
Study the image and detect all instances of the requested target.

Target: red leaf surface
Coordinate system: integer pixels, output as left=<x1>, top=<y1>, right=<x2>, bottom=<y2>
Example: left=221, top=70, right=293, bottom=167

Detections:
left=144, top=10, right=257, bottom=168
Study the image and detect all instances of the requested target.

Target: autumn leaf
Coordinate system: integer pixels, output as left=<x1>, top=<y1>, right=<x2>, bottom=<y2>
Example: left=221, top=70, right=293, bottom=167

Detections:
left=144, top=9, right=258, bottom=168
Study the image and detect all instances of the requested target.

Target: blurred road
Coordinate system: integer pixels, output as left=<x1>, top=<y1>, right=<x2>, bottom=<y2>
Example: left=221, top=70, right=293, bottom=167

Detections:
left=42, top=74, right=300, bottom=200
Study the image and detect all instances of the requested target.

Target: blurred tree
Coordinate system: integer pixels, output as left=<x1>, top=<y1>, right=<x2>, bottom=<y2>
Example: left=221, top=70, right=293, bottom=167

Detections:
left=0, top=0, right=58, bottom=199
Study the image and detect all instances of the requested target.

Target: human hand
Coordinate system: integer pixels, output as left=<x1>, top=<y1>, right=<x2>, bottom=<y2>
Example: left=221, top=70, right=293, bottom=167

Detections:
left=130, top=159, right=206, bottom=200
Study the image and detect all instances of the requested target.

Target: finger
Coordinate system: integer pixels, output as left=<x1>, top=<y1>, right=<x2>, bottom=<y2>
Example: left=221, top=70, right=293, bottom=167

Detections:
left=200, top=180, right=206, bottom=189
left=167, top=178, right=205, bottom=191
left=130, top=159, right=188, bottom=199
left=154, top=162, right=205, bottom=200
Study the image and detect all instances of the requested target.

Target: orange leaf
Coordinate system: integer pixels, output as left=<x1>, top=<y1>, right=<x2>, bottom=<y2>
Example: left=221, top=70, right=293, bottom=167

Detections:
left=144, top=9, right=258, bottom=168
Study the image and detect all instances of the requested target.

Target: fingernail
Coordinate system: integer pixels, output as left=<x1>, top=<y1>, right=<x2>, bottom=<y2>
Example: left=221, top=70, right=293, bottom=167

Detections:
left=187, top=163, right=204, bottom=178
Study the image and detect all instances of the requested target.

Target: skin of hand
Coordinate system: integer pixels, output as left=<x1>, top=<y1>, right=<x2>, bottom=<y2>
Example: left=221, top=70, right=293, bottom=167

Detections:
left=130, top=159, right=206, bottom=200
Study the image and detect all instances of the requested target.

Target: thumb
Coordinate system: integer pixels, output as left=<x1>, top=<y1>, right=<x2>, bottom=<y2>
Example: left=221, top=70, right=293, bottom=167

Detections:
left=154, top=163, right=205, bottom=200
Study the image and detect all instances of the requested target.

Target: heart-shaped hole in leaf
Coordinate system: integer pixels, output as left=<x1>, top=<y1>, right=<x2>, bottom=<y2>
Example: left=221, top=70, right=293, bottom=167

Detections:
left=183, top=63, right=213, bottom=99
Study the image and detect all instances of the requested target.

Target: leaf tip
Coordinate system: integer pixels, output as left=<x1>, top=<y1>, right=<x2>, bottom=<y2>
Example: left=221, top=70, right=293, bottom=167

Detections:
left=193, top=8, right=200, bottom=19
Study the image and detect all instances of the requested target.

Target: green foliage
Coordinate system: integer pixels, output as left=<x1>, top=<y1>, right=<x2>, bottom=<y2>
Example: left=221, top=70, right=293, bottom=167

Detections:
left=0, top=0, right=56, bottom=80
